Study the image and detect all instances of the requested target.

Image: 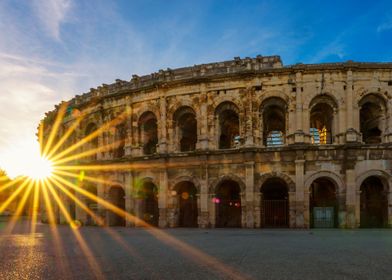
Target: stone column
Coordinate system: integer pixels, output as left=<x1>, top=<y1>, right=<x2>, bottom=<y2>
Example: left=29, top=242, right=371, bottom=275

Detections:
left=244, top=88, right=254, bottom=146
left=346, top=71, right=353, bottom=130
left=124, top=104, right=133, bottom=157
left=291, top=72, right=307, bottom=144
left=295, top=160, right=305, bottom=228
left=96, top=180, right=106, bottom=225
left=254, top=193, right=261, bottom=228
left=289, top=191, right=296, bottom=228
left=345, top=169, right=357, bottom=228
left=388, top=190, right=392, bottom=228
left=209, top=193, right=216, bottom=228
left=158, top=169, right=168, bottom=227
left=345, top=70, right=360, bottom=142
left=385, top=101, right=392, bottom=143
left=199, top=179, right=209, bottom=228
left=245, top=162, right=255, bottom=227
left=59, top=192, right=68, bottom=224
left=75, top=191, right=85, bottom=224
left=337, top=191, right=347, bottom=228
left=159, top=95, right=167, bottom=153
left=198, top=84, right=209, bottom=150
left=124, top=172, right=134, bottom=227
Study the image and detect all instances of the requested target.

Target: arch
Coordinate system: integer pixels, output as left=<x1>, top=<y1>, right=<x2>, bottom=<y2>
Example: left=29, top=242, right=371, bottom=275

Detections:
left=209, top=174, right=246, bottom=194
left=356, top=169, right=391, bottom=191
left=258, top=172, right=295, bottom=193
left=260, top=97, right=288, bottom=146
left=309, top=95, right=337, bottom=145
left=359, top=94, right=387, bottom=144
left=258, top=90, right=290, bottom=107
left=138, top=111, right=158, bottom=155
left=114, top=122, right=127, bottom=158
left=215, top=100, right=240, bottom=115
left=215, top=101, right=240, bottom=149
left=173, top=106, right=197, bottom=152
left=136, top=179, right=159, bottom=226
left=107, top=186, right=126, bottom=226
left=305, top=171, right=344, bottom=192
left=360, top=176, right=389, bottom=228
left=84, top=183, right=98, bottom=226
left=170, top=175, right=201, bottom=194
left=260, top=177, right=289, bottom=228
left=215, top=179, right=242, bottom=228
left=172, top=181, right=198, bottom=227
left=307, top=93, right=339, bottom=111
left=308, top=177, right=338, bottom=228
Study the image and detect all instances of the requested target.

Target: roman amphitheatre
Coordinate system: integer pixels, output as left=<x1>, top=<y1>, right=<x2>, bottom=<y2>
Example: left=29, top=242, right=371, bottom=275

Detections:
left=41, top=55, right=392, bottom=229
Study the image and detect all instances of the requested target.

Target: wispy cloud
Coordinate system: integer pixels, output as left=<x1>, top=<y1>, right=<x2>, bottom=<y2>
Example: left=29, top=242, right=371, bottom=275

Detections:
left=377, top=19, right=392, bottom=33
left=31, top=0, right=72, bottom=40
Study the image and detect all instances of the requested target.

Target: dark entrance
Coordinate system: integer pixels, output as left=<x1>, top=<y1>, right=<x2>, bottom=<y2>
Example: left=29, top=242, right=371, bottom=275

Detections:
left=360, top=176, right=388, bottom=228
left=310, top=178, right=337, bottom=228
left=176, top=182, right=198, bottom=227
left=261, top=178, right=289, bottom=227
left=108, top=186, right=126, bottom=226
left=140, top=182, right=159, bottom=226
left=215, top=180, right=241, bottom=227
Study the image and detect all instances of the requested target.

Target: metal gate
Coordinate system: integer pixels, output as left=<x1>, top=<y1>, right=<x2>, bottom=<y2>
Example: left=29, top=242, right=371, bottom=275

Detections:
left=313, top=207, right=334, bottom=228
left=263, top=199, right=288, bottom=227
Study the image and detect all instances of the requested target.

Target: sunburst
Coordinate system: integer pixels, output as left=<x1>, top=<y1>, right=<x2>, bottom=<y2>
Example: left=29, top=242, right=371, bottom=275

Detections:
left=0, top=101, right=248, bottom=280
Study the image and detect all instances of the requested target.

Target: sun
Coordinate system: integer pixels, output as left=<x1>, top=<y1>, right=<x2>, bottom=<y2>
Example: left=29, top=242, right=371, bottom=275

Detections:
left=0, top=139, right=54, bottom=180
left=25, top=156, right=54, bottom=180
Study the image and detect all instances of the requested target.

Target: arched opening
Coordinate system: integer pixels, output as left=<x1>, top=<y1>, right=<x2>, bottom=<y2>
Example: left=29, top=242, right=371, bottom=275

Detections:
left=139, top=181, right=159, bottom=226
left=85, top=184, right=98, bottom=226
left=108, top=186, right=125, bottom=226
left=261, top=98, right=287, bottom=147
left=309, top=178, right=338, bottom=228
left=216, top=102, right=240, bottom=149
left=360, top=176, right=388, bottom=228
left=114, top=123, right=126, bottom=158
left=260, top=178, right=289, bottom=228
left=138, top=112, right=158, bottom=155
left=174, top=181, right=198, bottom=227
left=309, top=96, right=337, bottom=145
left=173, top=107, right=197, bottom=152
left=359, top=94, right=386, bottom=144
left=215, top=180, right=241, bottom=228
left=85, top=123, right=98, bottom=160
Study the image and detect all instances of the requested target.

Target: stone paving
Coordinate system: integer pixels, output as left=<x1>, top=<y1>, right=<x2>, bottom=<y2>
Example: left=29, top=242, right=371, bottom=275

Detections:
left=0, top=220, right=392, bottom=280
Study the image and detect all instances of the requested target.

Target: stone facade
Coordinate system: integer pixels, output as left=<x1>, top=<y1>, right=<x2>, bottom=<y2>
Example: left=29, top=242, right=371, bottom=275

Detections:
left=42, top=55, right=392, bottom=229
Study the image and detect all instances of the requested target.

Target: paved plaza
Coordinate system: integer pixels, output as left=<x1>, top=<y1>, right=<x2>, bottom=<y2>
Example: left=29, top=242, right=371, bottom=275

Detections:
left=0, top=220, right=391, bottom=280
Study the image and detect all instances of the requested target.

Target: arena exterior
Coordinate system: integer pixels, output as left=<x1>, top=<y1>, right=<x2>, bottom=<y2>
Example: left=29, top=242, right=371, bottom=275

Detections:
left=41, top=55, right=392, bottom=229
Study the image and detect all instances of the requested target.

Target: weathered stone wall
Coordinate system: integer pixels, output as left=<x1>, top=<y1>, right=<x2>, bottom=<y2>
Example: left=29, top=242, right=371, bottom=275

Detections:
left=42, top=56, right=392, bottom=229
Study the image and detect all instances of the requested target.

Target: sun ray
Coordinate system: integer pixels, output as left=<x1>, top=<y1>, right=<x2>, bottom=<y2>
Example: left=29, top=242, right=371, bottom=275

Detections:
left=42, top=102, right=69, bottom=158
left=30, top=180, right=41, bottom=235
left=0, top=177, right=31, bottom=214
left=0, top=176, right=26, bottom=194
left=53, top=139, right=124, bottom=165
left=49, top=177, right=104, bottom=226
left=3, top=179, right=35, bottom=234
left=38, top=120, right=44, bottom=155
left=50, top=174, right=250, bottom=280
left=54, top=158, right=235, bottom=172
left=45, top=114, right=84, bottom=160
left=50, top=110, right=130, bottom=162
left=45, top=179, right=104, bottom=280
left=53, top=169, right=120, bottom=187
left=41, top=180, right=71, bottom=278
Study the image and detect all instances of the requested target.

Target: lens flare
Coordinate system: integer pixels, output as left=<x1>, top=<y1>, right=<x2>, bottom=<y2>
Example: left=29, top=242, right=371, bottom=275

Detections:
left=25, top=156, right=53, bottom=180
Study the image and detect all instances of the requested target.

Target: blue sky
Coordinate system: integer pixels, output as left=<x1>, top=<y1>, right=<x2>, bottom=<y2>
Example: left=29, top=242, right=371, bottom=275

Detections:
left=0, top=0, right=391, bottom=173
